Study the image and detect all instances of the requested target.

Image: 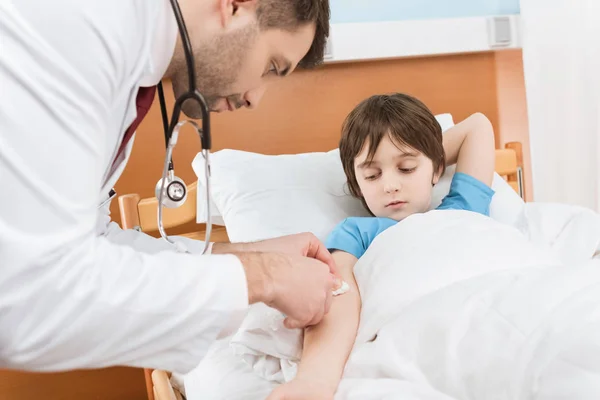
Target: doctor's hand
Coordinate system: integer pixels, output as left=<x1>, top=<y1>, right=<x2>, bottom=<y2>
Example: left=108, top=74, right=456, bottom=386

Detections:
left=236, top=252, right=337, bottom=329
left=213, top=233, right=338, bottom=277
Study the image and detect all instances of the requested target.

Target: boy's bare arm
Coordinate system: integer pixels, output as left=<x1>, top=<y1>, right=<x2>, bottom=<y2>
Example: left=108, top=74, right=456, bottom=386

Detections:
left=268, top=251, right=361, bottom=399
left=442, top=113, right=496, bottom=186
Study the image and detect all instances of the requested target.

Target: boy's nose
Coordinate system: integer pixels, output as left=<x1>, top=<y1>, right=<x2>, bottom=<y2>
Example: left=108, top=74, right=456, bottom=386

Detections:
left=384, top=180, right=400, bottom=193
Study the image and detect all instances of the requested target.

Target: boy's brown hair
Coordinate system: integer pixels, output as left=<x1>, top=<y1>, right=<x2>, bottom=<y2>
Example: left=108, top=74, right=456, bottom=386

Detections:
left=340, top=93, right=446, bottom=211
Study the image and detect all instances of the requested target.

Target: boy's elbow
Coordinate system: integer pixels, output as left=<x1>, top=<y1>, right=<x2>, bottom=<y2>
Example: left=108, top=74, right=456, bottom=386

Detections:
left=470, top=113, right=494, bottom=133
left=469, top=113, right=495, bottom=145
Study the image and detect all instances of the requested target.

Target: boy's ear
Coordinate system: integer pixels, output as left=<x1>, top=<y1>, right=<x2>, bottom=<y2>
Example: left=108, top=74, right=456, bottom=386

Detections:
left=432, top=165, right=444, bottom=186
left=219, top=0, right=258, bottom=28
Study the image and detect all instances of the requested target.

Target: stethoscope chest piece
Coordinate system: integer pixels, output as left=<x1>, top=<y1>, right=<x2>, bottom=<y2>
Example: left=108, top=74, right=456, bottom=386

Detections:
left=155, top=170, right=187, bottom=208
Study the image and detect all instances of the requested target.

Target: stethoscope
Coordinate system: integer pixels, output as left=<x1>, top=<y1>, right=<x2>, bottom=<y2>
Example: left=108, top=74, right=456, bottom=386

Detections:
left=153, top=0, right=213, bottom=254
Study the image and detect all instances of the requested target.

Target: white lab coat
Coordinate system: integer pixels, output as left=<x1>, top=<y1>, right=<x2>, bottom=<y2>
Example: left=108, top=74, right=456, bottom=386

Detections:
left=0, top=0, right=248, bottom=374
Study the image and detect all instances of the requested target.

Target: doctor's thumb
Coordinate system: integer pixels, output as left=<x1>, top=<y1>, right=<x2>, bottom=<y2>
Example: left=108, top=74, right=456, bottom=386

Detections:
left=332, top=274, right=343, bottom=291
left=283, top=317, right=303, bottom=330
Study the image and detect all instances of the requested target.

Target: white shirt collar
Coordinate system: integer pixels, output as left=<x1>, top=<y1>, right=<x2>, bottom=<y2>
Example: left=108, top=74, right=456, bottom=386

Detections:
left=139, top=0, right=178, bottom=87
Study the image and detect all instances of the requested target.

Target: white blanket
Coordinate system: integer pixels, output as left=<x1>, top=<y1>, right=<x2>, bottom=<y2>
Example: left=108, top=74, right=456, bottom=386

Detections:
left=185, top=203, right=600, bottom=399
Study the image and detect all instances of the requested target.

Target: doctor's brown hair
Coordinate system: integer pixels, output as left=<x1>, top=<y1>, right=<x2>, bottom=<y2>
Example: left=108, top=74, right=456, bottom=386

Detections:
left=256, top=0, right=330, bottom=68
left=339, top=93, right=446, bottom=212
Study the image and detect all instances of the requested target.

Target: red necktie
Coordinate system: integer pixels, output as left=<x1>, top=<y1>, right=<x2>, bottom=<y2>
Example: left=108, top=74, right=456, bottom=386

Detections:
left=114, top=85, right=157, bottom=162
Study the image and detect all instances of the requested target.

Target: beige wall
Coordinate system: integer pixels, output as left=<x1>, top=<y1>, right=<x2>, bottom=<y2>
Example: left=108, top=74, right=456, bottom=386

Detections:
left=494, top=49, right=533, bottom=200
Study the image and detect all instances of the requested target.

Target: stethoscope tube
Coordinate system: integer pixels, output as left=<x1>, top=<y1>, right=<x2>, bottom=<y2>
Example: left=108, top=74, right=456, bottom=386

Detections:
left=156, top=0, right=213, bottom=254
left=166, top=0, right=211, bottom=150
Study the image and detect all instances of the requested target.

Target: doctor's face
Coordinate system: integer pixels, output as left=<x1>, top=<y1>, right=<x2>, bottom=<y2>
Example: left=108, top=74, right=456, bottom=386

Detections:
left=170, top=11, right=316, bottom=116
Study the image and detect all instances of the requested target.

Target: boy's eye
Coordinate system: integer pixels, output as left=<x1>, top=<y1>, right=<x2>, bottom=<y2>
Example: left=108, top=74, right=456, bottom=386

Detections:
left=364, top=172, right=380, bottom=181
left=399, top=167, right=416, bottom=173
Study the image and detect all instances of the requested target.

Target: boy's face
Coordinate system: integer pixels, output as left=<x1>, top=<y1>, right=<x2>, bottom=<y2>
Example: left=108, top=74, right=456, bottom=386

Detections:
left=354, top=134, right=441, bottom=221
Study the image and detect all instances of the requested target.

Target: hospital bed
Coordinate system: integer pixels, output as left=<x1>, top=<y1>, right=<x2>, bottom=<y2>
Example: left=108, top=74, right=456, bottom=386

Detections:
left=117, top=142, right=527, bottom=400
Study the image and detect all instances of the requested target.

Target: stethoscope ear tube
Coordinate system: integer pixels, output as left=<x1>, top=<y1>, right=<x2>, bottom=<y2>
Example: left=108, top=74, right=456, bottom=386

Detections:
left=155, top=0, right=213, bottom=254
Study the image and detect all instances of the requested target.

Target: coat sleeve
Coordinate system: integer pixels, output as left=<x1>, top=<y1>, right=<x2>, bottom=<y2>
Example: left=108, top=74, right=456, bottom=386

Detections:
left=0, top=0, right=248, bottom=373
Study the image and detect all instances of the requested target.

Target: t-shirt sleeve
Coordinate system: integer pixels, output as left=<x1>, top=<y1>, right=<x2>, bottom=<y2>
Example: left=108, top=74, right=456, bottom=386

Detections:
left=325, top=218, right=367, bottom=259
left=437, top=172, right=495, bottom=216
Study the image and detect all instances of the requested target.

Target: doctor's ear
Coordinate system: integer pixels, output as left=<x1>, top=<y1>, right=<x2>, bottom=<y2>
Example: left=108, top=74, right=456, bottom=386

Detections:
left=219, top=0, right=258, bottom=27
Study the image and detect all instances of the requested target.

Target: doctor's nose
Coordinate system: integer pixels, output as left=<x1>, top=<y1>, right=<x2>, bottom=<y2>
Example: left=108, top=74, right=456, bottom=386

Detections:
left=244, top=85, right=267, bottom=110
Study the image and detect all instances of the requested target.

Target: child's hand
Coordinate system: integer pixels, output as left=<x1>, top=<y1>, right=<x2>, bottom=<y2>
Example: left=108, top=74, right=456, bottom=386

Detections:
left=266, top=377, right=335, bottom=400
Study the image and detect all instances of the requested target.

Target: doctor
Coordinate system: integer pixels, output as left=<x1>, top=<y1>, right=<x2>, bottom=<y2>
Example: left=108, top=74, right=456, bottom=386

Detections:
left=0, top=0, right=336, bottom=374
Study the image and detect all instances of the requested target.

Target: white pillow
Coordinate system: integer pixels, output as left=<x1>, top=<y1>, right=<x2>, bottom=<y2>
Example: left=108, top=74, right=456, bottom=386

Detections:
left=196, top=148, right=370, bottom=243
left=193, top=114, right=455, bottom=226
left=192, top=114, right=525, bottom=243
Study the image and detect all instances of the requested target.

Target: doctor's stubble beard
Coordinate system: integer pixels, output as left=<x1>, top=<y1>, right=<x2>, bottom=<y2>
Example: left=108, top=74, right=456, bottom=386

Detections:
left=170, top=24, right=259, bottom=118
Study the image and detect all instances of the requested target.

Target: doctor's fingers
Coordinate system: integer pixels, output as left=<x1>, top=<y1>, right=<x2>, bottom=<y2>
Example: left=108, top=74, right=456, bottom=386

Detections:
left=284, top=304, right=325, bottom=330
left=323, top=286, right=333, bottom=315
left=304, top=289, right=331, bottom=328
left=308, top=298, right=328, bottom=327
left=310, top=286, right=333, bottom=325
left=283, top=317, right=300, bottom=330
left=305, top=235, right=338, bottom=276
left=283, top=290, right=328, bottom=329
left=284, top=316, right=308, bottom=330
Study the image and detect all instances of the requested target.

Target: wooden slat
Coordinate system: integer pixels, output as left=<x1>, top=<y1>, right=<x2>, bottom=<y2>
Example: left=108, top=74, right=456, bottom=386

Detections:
left=181, top=226, right=230, bottom=243
left=505, top=142, right=524, bottom=168
left=144, top=368, right=155, bottom=400
left=118, top=193, right=141, bottom=230
left=494, top=149, right=518, bottom=176
left=505, top=141, right=526, bottom=199
left=151, top=370, right=177, bottom=400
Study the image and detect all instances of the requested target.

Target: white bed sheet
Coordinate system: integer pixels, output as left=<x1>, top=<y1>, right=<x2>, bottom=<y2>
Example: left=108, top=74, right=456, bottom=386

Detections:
left=182, top=203, right=600, bottom=400
left=180, top=337, right=276, bottom=400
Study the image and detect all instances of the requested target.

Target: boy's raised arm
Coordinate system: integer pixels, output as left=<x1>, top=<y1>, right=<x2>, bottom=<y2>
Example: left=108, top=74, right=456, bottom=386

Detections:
left=442, top=113, right=496, bottom=186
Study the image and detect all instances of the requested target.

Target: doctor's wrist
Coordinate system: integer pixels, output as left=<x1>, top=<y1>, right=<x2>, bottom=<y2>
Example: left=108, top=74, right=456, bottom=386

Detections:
left=234, top=252, right=274, bottom=305
left=211, top=242, right=250, bottom=254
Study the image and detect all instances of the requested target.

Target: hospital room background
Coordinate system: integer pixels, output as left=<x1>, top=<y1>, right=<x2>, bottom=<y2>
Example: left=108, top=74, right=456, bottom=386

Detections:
left=2, top=0, right=599, bottom=399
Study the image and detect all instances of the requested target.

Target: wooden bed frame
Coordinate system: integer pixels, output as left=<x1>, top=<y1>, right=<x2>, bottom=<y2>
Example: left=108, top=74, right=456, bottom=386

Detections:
left=118, top=142, right=526, bottom=400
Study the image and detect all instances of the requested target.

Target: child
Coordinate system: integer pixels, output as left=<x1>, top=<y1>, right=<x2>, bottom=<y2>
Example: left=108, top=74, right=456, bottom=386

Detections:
left=267, top=93, right=496, bottom=400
